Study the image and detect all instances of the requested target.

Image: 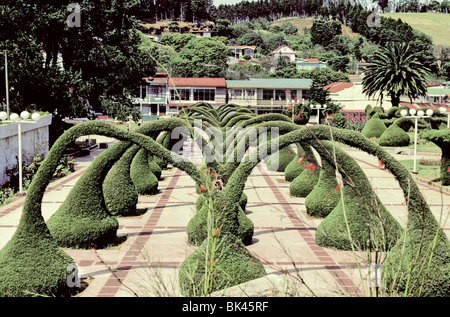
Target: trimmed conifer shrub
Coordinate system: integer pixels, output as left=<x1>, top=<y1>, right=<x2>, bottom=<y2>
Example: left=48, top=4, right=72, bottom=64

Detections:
left=46, top=142, right=133, bottom=249
left=187, top=196, right=254, bottom=246
left=130, top=148, right=159, bottom=195
left=288, top=143, right=320, bottom=197
left=289, top=165, right=320, bottom=197
left=284, top=144, right=306, bottom=181
left=179, top=233, right=266, bottom=296
left=103, top=145, right=140, bottom=217
left=148, top=154, right=162, bottom=180
left=378, top=122, right=411, bottom=147
left=266, top=145, right=297, bottom=172
left=304, top=151, right=340, bottom=218
left=421, top=128, right=450, bottom=186
left=361, top=114, right=387, bottom=139
left=311, top=141, right=402, bottom=251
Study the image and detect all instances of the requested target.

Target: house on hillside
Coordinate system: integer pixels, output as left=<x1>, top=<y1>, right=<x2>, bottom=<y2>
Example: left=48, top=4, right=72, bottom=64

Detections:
left=228, top=45, right=257, bottom=59
left=190, top=30, right=212, bottom=37
left=268, top=45, right=297, bottom=63
left=226, top=78, right=312, bottom=114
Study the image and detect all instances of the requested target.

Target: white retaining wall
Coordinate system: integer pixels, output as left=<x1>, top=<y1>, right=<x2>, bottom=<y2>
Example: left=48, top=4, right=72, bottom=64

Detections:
left=0, top=115, right=52, bottom=186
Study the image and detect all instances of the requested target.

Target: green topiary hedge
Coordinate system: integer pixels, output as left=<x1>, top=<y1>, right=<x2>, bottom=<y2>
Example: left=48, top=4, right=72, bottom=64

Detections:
left=130, top=148, right=159, bottom=195
left=103, top=145, right=140, bottom=217
left=178, top=233, right=266, bottom=296
left=289, top=143, right=320, bottom=197
left=266, top=145, right=297, bottom=172
left=311, top=140, right=402, bottom=251
left=304, top=148, right=341, bottom=218
left=46, top=142, right=134, bottom=249
left=187, top=193, right=254, bottom=246
left=378, top=121, right=411, bottom=147
left=148, top=154, right=162, bottom=180
left=421, top=128, right=450, bottom=186
left=361, top=114, right=387, bottom=139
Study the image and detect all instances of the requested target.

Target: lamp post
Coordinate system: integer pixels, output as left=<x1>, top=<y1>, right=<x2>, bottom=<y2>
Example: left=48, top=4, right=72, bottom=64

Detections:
left=0, top=110, right=41, bottom=193
left=439, top=107, right=449, bottom=129
left=400, top=108, right=434, bottom=174
left=4, top=50, right=9, bottom=118
left=314, top=104, right=327, bottom=124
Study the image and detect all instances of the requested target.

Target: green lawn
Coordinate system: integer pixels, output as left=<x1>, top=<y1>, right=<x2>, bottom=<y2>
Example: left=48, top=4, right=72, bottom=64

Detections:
left=397, top=159, right=443, bottom=183
left=381, top=12, right=450, bottom=46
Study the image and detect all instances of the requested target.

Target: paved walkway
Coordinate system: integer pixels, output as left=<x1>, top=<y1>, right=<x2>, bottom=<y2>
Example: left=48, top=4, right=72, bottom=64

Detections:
left=0, top=137, right=448, bottom=297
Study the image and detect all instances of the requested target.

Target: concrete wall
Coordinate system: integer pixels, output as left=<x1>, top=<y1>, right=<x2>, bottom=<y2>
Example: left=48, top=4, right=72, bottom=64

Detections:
left=0, top=115, right=52, bottom=186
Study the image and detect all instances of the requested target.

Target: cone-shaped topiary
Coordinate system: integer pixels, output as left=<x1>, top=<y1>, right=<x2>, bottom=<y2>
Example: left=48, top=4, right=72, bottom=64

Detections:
left=46, top=142, right=133, bottom=249
left=304, top=150, right=341, bottom=218
left=148, top=153, right=162, bottom=180
left=130, top=148, right=159, bottom=195
left=289, top=164, right=320, bottom=197
left=284, top=144, right=306, bottom=181
left=312, top=141, right=402, bottom=251
left=378, top=121, right=411, bottom=147
left=289, top=143, right=320, bottom=197
left=361, top=114, right=387, bottom=139
left=103, top=145, right=140, bottom=217
left=179, top=233, right=266, bottom=296
left=421, top=128, right=450, bottom=186
left=187, top=195, right=254, bottom=246
left=266, top=145, right=297, bottom=172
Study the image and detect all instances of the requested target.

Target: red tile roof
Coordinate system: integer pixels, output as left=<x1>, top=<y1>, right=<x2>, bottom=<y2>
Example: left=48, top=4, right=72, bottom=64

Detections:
left=305, top=58, right=319, bottom=63
left=323, top=82, right=354, bottom=93
left=168, top=77, right=227, bottom=88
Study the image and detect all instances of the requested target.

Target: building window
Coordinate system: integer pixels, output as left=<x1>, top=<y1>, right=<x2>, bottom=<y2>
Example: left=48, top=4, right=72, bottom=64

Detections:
left=150, top=86, right=165, bottom=98
left=290, top=89, right=297, bottom=101
left=170, top=88, right=190, bottom=101
left=246, top=89, right=255, bottom=99
left=301, top=89, right=309, bottom=100
left=193, top=89, right=215, bottom=101
left=275, top=89, right=286, bottom=101
left=263, top=89, right=274, bottom=100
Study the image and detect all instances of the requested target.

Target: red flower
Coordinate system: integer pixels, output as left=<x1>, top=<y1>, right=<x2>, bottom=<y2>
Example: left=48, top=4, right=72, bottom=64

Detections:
left=203, top=170, right=210, bottom=174
left=248, top=260, right=253, bottom=264
left=296, top=156, right=304, bottom=165
left=199, top=186, right=206, bottom=192
left=334, top=184, right=341, bottom=192
left=209, top=258, right=214, bottom=265
left=287, top=104, right=292, bottom=110
left=214, top=227, right=220, bottom=236
left=448, top=167, right=450, bottom=173
left=296, top=113, right=301, bottom=118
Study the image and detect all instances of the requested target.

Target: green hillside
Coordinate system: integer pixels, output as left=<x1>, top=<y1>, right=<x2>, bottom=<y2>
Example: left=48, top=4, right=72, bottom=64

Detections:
left=381, top=13, right=450, bottom=46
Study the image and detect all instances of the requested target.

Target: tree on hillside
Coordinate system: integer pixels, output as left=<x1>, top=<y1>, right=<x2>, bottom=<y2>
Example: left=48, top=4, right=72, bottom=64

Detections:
left=310, top=19, right=342, bottom=47
left=167, top=37, right=229, bottom=77
left=362, top=42, right=430, bottom=108
left=0, top=0, right=154, bottom=119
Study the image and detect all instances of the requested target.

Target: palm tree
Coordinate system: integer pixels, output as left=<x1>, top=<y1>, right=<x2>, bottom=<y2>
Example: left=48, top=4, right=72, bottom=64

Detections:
left=362, top=42, right=431, bottom=108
